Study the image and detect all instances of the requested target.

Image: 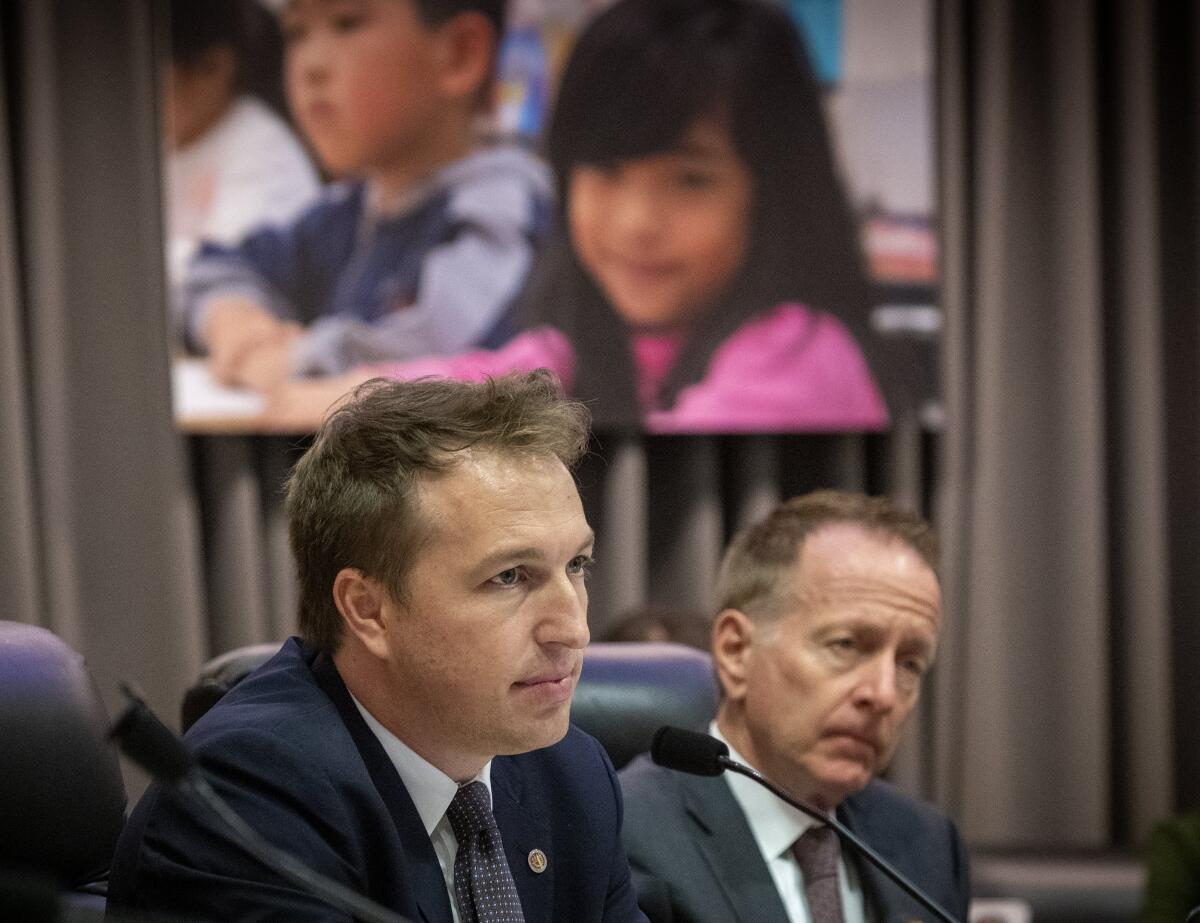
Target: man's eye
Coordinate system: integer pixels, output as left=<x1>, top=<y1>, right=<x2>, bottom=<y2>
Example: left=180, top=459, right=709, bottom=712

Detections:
left=827, top=637, right=856, bottom=653
left=567, top=555, right=595, bottom=577
left=900, top=656, right=928, bottom=677
left=491, top=568, right=522, bottom=587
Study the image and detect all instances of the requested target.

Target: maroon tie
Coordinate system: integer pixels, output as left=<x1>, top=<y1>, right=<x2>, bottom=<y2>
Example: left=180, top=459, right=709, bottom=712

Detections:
left=445, top=781, right=526, bottom=923
left=792, top=825, right=845, bottom=922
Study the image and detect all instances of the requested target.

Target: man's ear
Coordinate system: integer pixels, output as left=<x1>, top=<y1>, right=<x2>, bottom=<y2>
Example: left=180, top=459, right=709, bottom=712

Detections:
left=712, top=608, right=755, bottom=703
left=332, top=568, right=394, bottom=660
left=434, top=11, right=496, bottom=101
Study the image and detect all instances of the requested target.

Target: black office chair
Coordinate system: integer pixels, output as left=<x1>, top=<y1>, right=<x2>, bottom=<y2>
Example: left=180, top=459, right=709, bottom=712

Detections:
left=180, top=641, right=280, bottom=733
left=180, top=640, right=719, bottom=769
left=0, top=621, right=127, bottom=918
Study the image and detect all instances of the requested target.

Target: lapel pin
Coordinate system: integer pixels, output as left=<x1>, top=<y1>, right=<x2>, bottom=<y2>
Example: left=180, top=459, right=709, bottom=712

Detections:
left=527, top=848, right=548, bottom=873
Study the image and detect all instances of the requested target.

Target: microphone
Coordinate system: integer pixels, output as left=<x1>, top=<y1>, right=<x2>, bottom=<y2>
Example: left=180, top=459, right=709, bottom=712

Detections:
left=109, top=685, right=413, bottom=923
left=651, top=727, right=961, bottom=923
left=651, top=725, right=729, bottom=775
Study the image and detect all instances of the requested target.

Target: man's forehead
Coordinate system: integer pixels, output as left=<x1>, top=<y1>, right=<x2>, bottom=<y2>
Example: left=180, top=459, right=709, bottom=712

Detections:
left=795, top=522, right=933, bottom=577
left=414, top=448, right=575, bottom=498
left=407, top=449, right=584, bottom=542
left=786, top=522, right=942, bottom=621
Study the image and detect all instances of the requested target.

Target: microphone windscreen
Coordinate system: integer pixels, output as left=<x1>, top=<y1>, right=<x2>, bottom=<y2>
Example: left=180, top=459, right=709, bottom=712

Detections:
left=651, top=726, right=729, bottom=776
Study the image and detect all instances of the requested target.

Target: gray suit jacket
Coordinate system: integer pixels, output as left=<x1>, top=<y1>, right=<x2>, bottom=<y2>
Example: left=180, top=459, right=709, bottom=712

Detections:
left=619, top=755, right=969, bottom=923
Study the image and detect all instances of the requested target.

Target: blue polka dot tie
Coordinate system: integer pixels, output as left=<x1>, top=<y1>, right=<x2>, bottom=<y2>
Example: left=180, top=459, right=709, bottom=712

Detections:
left=446, top=781, right=526, bottom=923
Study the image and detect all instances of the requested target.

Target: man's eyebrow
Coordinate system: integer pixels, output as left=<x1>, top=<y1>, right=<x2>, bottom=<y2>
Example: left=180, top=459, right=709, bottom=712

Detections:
left=474, top=530, right=596, bottom=574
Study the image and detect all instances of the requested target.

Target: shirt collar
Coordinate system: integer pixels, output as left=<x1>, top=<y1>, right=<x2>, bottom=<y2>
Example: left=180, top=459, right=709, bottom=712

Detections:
left=364, top=144, right=486, bottom=223
left=710, top=721, right=822, bottom=861
left=351, top=693, right=493, bottom=836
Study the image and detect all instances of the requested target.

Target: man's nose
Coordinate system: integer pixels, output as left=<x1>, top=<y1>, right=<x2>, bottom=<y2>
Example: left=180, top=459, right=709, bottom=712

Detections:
left=537, top=575, right=590, bottom=650
left=852, top=654, right=899, bottom=714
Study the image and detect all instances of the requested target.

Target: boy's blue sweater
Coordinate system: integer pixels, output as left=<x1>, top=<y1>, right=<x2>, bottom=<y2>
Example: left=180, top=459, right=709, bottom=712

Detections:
left=180, top=144, right=553, bottom=375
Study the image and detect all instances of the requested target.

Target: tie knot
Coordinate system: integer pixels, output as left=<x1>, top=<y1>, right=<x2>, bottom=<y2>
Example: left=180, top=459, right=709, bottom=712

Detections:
left=447, top=781, right=496, bottom=843
left=792, top=825, right=841, bottom=882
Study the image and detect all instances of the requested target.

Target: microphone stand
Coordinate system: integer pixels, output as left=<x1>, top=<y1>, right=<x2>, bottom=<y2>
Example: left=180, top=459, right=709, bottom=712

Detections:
left=185, top=772, right=409, bottom=923
left=110, top=687, right=412, bottom=923
left=718, top=756, right=961, bottom=923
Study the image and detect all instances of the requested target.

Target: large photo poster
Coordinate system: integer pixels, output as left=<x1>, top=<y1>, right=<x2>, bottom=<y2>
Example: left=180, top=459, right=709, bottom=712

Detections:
left=166, top=0, right=937, bottom=434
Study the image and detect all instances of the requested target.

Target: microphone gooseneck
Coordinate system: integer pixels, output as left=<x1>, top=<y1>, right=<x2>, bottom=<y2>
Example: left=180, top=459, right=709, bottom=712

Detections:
left=110, top=685, right=412, bottom=923
left=652, top=727, right=961, bottom=923
left=109, top=683, right=196, bottom=784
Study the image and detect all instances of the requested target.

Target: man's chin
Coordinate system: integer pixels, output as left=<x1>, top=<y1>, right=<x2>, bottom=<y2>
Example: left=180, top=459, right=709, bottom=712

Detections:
left=495, top=713, right=572, bottom=756
left=808, top=761, right=873, bottom=807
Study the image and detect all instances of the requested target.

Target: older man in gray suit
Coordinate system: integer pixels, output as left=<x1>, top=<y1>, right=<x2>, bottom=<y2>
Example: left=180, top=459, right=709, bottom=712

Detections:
left=619, top=491, right=970, bottom=923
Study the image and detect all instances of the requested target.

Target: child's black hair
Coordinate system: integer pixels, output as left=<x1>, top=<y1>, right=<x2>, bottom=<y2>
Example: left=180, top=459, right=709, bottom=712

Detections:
left=414, top=0, right=506, bottom=37
left=170, top=0, right=289, bottom=117
left=512, top=0, right=879, bottom=427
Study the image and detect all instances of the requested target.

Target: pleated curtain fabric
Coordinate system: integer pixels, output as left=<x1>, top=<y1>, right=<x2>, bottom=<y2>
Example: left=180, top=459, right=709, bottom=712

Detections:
left=935, top=0, right=1182, bottom=845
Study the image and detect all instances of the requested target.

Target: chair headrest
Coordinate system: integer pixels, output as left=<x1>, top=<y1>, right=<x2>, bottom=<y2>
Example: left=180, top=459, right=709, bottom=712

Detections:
left=0, top=621, right=126, bottom=887
left=570, top=642, right=719, bottom=769
left=180, top=642, right=279, bottom=733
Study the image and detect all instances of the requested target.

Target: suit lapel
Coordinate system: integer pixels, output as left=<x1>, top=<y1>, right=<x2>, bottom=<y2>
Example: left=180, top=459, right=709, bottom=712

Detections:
left=491, top=757, right=555, bottom=923
left=681, top=774, right=791, bottom=923
left=838, top=793, right=928, bottom=923
left=311, top=651, right=454, bottom=923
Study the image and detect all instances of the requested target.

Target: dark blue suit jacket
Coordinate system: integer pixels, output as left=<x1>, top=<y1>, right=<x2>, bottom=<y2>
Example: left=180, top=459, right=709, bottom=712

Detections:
left=619, top=755, right=970, bottom=923
left=109, top=639, right=646, bottom=922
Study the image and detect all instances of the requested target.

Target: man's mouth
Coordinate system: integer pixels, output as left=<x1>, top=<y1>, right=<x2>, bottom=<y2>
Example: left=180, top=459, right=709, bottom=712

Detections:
left=823, top=729, right=880, bottom=755
left=512, top=671, right=576, bottom=707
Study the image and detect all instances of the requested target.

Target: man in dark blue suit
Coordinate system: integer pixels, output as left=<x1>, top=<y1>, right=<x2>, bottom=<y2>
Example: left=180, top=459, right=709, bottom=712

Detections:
left=620, top=491, right=970, bottom=923
left=110, top=372, right=646, bottom=923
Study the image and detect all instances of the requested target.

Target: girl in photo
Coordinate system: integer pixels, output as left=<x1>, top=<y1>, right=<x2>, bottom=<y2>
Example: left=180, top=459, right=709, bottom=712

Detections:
left=266, top=0, right=887, bottom=432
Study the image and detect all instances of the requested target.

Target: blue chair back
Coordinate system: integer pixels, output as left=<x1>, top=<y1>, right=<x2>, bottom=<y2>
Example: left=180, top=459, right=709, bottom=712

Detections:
left=181, top=640, right=719, bottom=769
left=0, top=621, right=126, bottom=901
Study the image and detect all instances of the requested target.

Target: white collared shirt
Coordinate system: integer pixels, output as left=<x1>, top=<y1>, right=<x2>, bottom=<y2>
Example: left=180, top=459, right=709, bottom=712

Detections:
left=353, top=695, right=493, bottom=923
left=711, top=723, right=867, bottom=923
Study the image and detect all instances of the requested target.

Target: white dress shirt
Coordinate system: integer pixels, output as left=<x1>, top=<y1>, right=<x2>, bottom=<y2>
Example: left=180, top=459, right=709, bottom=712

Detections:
left=711, top=723, right=867, bottom=923
left=353, top=695, right=492, bottom=923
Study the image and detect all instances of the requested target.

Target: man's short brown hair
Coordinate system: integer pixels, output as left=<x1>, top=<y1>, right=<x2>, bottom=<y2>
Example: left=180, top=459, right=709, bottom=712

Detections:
left=285, top=372, right=590, bottom=652
left=715, top=489, right=938, bottom=621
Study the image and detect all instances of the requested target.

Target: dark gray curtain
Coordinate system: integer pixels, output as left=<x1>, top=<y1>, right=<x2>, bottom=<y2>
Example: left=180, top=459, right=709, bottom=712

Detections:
left=936, top=0, right=1189, bottom=846
left=0, top=1, right=207, bottom=792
